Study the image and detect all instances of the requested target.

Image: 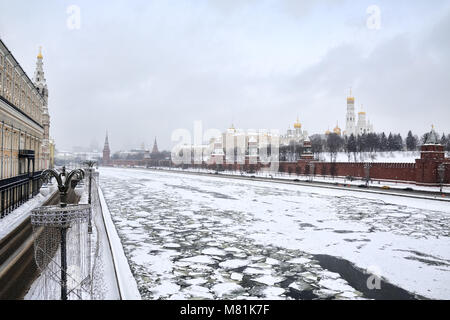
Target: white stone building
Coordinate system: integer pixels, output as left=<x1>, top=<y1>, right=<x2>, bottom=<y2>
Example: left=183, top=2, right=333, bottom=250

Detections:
left=344, top=90, right=373, bottom=136
left=280, top=117, right=309, bottom=146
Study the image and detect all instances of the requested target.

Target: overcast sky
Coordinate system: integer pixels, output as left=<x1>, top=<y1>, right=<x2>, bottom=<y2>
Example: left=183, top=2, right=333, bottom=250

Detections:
left=1, top=0, right=449, bottom=152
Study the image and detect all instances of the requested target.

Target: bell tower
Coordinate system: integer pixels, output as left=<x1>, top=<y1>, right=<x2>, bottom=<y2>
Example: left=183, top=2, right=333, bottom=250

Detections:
left=345, top=88, right=356, bottom=136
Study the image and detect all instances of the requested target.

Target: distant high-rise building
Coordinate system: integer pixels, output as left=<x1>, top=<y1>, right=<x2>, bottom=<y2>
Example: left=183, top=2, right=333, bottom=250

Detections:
left=103, top=132, right=110, bottom=163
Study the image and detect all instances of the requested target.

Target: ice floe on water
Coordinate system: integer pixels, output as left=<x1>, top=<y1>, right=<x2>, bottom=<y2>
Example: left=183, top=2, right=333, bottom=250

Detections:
left=180, top=255, right=216, bottom=264
left=212, top=283, right=244, bottom=298
left=202, top=248, right=227, bottom=256
left=253, top=275, right=285, bottom=286
left=219, top=259, right=251, bottom=270
left=100, top=167, right=450, bottom=300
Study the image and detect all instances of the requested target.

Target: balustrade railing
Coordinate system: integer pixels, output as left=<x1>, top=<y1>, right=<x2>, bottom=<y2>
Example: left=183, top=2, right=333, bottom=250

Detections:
left=0, top=171, right=43, bottom=218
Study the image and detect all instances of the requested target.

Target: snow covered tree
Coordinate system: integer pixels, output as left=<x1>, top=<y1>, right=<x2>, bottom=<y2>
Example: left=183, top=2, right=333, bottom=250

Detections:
left=421, top=132, right=430, bottom=145
left=346, top=134, right=357, bottom=162
left=379, top=132, right=388, bottom=152
left=387, top=133, right=395, bottom=151
left=440, top=133, right=448, bottom=147
left=406, top=131, right=418, bottom=151
left=357, top=134, right=368, bottom=153
left=395, top=134, right=404, bottom=151
left=310, top=134, right=325, bottom=156
left=366, top=133, right=380, bottom=153
left=387, top=133, right=403, bottom=151
left=327, top=133, right=343, bottom=162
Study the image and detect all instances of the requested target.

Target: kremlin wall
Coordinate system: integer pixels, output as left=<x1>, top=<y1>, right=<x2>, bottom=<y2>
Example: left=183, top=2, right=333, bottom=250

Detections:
left=101, top=91, right=450, bottom=188
left=103, top=131, right=450, bottom=187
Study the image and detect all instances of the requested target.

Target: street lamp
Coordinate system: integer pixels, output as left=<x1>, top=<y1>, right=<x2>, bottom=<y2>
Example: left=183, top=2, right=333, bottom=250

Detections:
left=83, top=161, right=96, bottom=233
left=364, top=163, right=371, bottom=187
left=310, top=162, right=315, bottom=182
left=40, top=168, right=84, bottom=300
left=438, top=164, right=445, bottom=194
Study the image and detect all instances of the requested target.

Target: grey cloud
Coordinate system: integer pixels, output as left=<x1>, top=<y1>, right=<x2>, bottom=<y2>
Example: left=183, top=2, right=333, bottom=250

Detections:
left=1, top=1, right=449, bottom=152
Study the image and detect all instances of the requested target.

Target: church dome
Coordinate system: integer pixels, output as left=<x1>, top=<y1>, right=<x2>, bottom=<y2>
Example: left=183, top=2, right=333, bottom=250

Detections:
left=227, top=124, right=236, bottom=133
left=347, top=88, right=355, bottom=103
left=333, top=125, right=341, bottom=135
left=37, top=47, right=43, bottom=59
left=325, top=129, right=331, bottom=135
left=294, top=117, right=302, bottom=129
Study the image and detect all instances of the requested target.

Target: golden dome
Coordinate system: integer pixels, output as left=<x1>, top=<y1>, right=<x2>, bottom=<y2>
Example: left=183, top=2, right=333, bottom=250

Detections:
left=325, top=129, right=331, bottom=135
left=294, top=117, right=302, bottom=129
left=347, top=88, right=354, bottom=103
left=37, top=46, right=43, bottom=59
left=358, top=111, right=366, bottom=115
left=333, top=126, right=341, bottom=135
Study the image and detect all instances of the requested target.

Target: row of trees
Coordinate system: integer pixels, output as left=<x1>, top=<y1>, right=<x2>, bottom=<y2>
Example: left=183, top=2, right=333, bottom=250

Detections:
left=170, top=130, right=450, bottom=163
left=310, top=131, right=450, bottom=162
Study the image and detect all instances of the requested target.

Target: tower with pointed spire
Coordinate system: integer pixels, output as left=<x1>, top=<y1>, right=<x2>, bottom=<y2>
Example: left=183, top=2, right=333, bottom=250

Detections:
left=103, top=132, right=111, bottom=164
left=151, top=137, right=159, bottom=155
left=33, top=46, right=51, bottom=168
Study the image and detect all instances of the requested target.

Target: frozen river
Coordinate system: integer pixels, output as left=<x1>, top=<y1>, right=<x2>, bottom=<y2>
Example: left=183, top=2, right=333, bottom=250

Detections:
left=99, top=167, right=450, bottom=300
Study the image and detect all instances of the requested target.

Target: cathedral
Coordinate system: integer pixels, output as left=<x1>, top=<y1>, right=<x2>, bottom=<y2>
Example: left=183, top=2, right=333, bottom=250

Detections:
left=281, top=117, right=309, bottom=146
left=344, top=89, right=373, bottom=136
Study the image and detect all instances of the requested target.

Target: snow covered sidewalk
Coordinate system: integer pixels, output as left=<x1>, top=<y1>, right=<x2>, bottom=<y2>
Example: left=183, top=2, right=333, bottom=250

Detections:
left=0, top=185, right=56, bottom=241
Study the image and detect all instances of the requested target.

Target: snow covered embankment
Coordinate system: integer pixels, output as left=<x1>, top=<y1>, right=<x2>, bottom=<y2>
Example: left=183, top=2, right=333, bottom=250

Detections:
left=97, top=186, right=141, bottom=300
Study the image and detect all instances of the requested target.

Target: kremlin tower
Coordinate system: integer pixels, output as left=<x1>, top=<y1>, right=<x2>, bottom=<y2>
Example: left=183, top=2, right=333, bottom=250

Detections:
left=151, top=137, right=159, bottom=154
left=103, top=132, right=111, bottom=164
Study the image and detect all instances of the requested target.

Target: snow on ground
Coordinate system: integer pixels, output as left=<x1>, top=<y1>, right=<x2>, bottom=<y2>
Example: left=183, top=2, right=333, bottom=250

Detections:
left=158, top=166, right=449, bottom=194
left=99, top=167, right=450, bottom=300
left=0, top=183, right=57, bottom=240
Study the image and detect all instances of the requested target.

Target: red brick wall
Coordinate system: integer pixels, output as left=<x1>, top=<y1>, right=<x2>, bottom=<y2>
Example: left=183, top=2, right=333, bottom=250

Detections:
left=445, top=163, right=450, bottom=184
left=130, top=154, right=450, bottom=186
left=291, top=162, right=417, bottom=182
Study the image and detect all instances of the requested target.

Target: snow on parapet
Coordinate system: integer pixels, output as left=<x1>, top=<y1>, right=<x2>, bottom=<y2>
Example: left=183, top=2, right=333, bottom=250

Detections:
left=98, top=187, right=141, bottom=300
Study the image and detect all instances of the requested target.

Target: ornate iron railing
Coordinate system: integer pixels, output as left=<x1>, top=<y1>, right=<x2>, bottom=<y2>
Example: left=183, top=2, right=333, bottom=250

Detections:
left=0, top=171, right=44, bottom=218
left=31, top=204, right=91, bottom=228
